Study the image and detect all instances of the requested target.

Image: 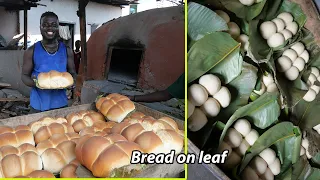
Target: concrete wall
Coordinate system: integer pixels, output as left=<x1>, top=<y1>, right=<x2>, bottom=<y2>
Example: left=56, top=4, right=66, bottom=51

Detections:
left=122, top=0, right=177, bottom=17
left=0, top=7, right=18, bottom=43
left=0, top=51, right=31, bottom=97
left=76, top=6, right=185, bottom=93
left=19, top=0, right=122, bottom=47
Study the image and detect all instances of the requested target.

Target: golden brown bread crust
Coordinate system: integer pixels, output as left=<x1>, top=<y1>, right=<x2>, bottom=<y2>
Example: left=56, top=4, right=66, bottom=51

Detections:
left=34, top=123, right=75, bottom=144
left=14, top=170, right=56, bottom=178
left=60, top=159, right=79, bottom=178
left=36, top=133, right=80, bottom=155
left=0, top=126, right=35, bottom=147
left=157, top=117, right=179, bottom=131
left=75, top=134, right=143, bottom=177
left=95, top=93, right=135, bottom=123
left=28, top=117, right=68, bottom=134
left=37, top=70, right=74, bottom=89
left=66, top=110, right=105, bottom=133
left=0, top=151, right=43, bottom=177
left=0, top=144, right=37, bottom=160
left=40, top=140, right=77, bottom=174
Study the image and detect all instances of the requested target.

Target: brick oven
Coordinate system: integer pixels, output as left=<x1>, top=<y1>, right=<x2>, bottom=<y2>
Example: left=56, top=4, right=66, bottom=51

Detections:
left=76, top=5, right=185, bottom=93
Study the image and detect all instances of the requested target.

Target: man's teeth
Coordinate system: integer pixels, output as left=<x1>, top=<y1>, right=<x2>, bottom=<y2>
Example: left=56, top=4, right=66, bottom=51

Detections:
left=47, top=32, right=53, bottom=35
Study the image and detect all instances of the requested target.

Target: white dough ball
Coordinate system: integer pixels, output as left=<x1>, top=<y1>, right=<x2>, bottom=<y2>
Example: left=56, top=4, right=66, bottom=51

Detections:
left=199, top=74, right=221, bottom=96
left=260, top=21, right=277, bottom=39
left=217, top=141, right=233, bottom=155
left=283, top=49, right=298, bottom=62
left=187, top=100, right=195, bottom=118
left=224, top=128, right=243, bottom=148
left=188, top=108, right=208, bottom=132
left=293, top=57, right=306, bottom=72
left=188, top=84, right=208, bottom=106
left=272, top=18, right=285, bottom=32
left=245, top=129, right=259, bottom=146
left=310, top=85, right=320, bottom=94
left=300, top=50, right=310, bottom=63
left=276, top=56, right=292, bottom=72
left=308, top=74, right=317, bottom=86
left=286, top=21, right=299, bottom=35
left=291, top=42, right=305, bottom=56
left=215, top=10, right=230, bottom=23
left=263, top=74, right=275, bottom=87
left=235, top=140, right=250, bottom=156
left=234, top=119, right=252, bottom=137
left=284, top=66, right=299, bottom=81
left=255, top=0, right=264, bottom=2
left=260, top=168, right=275, bottom=180
left=280, top=29, right=293, bottom=41
left=269, top=158, right=281, bottom=175
left=200, top=98, right=221, bottom=117
left=241, top=167, right=260, bottom=180
left=277, top=12, right=294, bottom=24
left=250, top=156, right=268, bottom=175
left=259, top=148, right=277, bottom=166
left=267, top=83, right=278, bottom=93
left=237, top=34, right=249, bottom=51
left=239, top=0, right=255, bottom=6
left=267, top=33, right=285, bottom=48
left=213, top=86, right=232, bottom=108
left=311, top=67, right=320, bottom=77
left=303, top=89, right=317, bottom=102
left=227, top=22, right=241, bottom=39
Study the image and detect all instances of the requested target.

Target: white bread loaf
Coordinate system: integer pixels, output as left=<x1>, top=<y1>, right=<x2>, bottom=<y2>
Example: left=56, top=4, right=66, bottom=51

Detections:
left=79, top=121, right=117, bottom=136
left=37, top=70, right=74, bottom=89
left=75, top=134, right=144, bottom=177
left=34, top=122, right=75, bottom=144
left=14, top=170, right=55, bottom=178
left=36, top=133, right=80, bottom=155
left=0, top=125, right=35, bottom=147
left=28, top=117, right=68, bottom=134
left=0, top=151, right=42, bottom=177
left=66, top=110, right=105, bottom=133
left=0, top=144, right=37, bottom=160
left=95, top=93, right=135, bottom=123
left=60, top=159, right=80, bottom=178
left=111, top=118, right=183, bottom=154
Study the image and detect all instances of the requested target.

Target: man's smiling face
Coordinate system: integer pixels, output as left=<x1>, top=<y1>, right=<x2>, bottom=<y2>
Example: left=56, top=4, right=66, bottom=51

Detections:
left=40, top=16, right=59, bottom=40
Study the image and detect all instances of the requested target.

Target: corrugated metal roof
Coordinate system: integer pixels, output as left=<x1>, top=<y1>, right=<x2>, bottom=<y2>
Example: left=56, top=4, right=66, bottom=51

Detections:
left=0, top=0, right=43, bottom=10
left=89, top=0, right=139, bottom=6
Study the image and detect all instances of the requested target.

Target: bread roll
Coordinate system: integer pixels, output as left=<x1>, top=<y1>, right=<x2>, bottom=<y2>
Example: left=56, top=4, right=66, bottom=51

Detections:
left=0, top=151, right=42, bottom=177
left=14, top=170, right=55, bottom=178
left=40, top=140, right=77, bottom=174
left=36, top=133, right=80, bottom=155
left=66, top=110, right=105, bottom=133
left=37, top=70, right=74, bottom=89
left=60, top=159, right=80, bottom=178
left=75, top=134, right=143, bottom=177
left=0, top=144, right=37, bottom=160
left=158, top=117, right=179, bottom=131
left=34, top=123, right=75, bottom=144
left=0, top=125, right=35, bottom=147
left=96, top=93, right=135, bottom=123
left=124, top=112, right=155, bottom=122
left=29, top=117, right=68, bottom=134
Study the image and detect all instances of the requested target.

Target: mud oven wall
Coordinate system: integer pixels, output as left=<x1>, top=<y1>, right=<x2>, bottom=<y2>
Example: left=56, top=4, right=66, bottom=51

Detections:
left=76, top=6, right=185, bottom=91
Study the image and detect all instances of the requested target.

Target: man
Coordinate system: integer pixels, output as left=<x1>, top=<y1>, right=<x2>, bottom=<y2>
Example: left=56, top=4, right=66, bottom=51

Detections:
left=21, top=11, right=77, bottom=114
left=128, top=73, right=185, bottom=102
left=74, top=40, right=81, bottom=73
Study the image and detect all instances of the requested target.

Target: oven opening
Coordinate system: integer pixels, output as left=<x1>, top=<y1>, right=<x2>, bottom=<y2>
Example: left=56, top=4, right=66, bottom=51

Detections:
left=107, top=48, right=143, bottom=86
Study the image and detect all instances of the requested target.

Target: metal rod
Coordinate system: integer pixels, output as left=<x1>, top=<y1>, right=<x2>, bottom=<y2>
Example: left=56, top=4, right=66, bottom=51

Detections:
left=23, top=8, right=27, bottom=50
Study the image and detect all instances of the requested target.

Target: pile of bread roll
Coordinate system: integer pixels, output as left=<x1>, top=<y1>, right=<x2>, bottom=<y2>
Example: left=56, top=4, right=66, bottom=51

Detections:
left=0, top=93, right=184, bottom=178
left=37, top=70, right=74, bottom=89
left=260, top=12, right=298, bottom=48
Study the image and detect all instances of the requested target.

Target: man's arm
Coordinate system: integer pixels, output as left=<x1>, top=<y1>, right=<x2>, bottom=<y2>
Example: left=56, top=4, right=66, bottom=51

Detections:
left=129, top=90, right=173, bottom=102
left=21, top=46, right=36, bottom=87
left=66, top=47, right=77, bottom=84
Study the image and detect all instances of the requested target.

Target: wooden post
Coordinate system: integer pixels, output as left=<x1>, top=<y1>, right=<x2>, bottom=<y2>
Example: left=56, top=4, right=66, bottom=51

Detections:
left=23, top=8, right=27, bottom=50
left=78, top=0, right=89, bottom=80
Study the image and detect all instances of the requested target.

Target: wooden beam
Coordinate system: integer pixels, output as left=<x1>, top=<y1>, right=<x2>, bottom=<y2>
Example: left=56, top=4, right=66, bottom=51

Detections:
left=78, top=0, right=89, bottom=80
left=23, top=8, right=27, bottom=50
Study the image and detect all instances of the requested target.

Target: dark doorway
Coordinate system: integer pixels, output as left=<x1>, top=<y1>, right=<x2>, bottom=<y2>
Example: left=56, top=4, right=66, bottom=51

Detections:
left=106, top=47, right=144, bottom=86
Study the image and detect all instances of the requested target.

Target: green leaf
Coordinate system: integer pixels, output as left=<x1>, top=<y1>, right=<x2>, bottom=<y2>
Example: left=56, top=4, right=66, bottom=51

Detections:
left=187, top=32, right=241, bottom=84
left=291, top=98, right=320, bottom=130
left=311, top=153, right=320, bottom=168
left=239, top=122, right=301, bottom=173
left=187, top=2, right=228, bottom=42
left=219, top=0, right=267, bottom=21
left=255, top=0, right=284, bottom=20
left=219, top=93, right=281, bottom=145
left=306, top=168, right=320, bottom=180
left=291, top=155, right=312, bottom=180
left=300, top=28, right=320, bottom=69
